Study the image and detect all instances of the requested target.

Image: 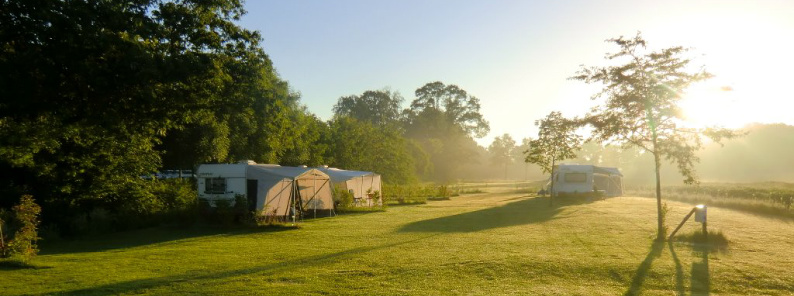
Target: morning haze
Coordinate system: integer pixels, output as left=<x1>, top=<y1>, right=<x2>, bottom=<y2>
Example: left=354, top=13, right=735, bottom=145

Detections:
left=1, top=1, right=793, bottom=295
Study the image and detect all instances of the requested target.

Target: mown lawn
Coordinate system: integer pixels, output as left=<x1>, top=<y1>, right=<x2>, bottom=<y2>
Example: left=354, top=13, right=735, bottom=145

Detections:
left=3, top=186, right=794, bottom=295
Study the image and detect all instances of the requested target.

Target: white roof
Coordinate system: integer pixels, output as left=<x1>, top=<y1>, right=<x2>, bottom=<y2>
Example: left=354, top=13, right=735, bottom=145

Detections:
left=316, top=167, right=379, bottom=183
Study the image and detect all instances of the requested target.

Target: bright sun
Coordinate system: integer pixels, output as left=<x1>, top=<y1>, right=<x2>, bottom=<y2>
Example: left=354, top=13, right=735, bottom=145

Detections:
left=678, top=82, right=746, bottom=129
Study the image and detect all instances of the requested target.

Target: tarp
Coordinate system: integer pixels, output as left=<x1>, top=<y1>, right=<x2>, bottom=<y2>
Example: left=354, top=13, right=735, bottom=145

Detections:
left=247, top=165, right=334, bottom=216
left=317, top=167, right=382, bottom=207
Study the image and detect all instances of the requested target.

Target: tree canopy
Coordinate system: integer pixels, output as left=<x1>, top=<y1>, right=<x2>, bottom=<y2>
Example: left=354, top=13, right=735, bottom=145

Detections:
left=406, top=81, right=490, bottom=139
left=0, top=0, right=300, bottom=229
left=488, top=134, right=517, bottom=180
left=524, top=111, right=582, bottom=201
left=333, top=89, right=404, bottom=127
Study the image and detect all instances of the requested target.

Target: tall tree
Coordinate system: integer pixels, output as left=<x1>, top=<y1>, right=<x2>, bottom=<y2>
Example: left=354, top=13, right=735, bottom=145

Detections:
left=333, top=89, right=404, bottom=127
left=0, top=0, right=293, bottom=227
left=408, top=81, right=490, bottom=138
left=327, top=117, right=417, bottom=184
left=570, top=33, right=738, bottom=240
left=403, top=82, right=489, bottom=182
left=514, top=138, right=533, bottom=181
left=488, top=134, right=517, bottom=180
left=524, top=112, right=582, bottom=205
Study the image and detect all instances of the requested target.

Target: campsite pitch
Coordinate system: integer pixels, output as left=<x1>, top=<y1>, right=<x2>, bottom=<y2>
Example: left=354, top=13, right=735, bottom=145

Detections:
left=2, top=185, right=794, bottom=295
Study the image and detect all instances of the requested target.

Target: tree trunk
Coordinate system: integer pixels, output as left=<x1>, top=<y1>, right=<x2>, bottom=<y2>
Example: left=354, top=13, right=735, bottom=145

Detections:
left=653, top=150, right=664, bottom=241
left=550, top=158, right=556, bottom=207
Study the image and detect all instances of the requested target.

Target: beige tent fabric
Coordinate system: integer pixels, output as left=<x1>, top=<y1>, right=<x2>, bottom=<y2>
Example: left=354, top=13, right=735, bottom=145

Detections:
left=317, top=167, right=382, bottom=207
left=246, top=165, right=334, bottom=216
left=261, top=179, right=292, bottom=216
left=296, top=172, right=334, bottom=211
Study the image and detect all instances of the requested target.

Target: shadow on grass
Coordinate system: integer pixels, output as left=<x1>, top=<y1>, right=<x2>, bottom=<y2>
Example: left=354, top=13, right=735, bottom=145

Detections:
left=0, top=259, right=53, bottom=270
left=41, top=234, right=438, bottom=296
left=624, top=241, right=664, bottom=296
left=669, top=241, right=712, bottom=296
left=397, top=196, right=591, bottom=233
left=40, top=225, right=297, bottom=256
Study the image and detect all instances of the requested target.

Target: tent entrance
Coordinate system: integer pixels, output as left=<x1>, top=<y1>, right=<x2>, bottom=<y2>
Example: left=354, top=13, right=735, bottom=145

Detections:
left=246, top=179, right=258, bottom=212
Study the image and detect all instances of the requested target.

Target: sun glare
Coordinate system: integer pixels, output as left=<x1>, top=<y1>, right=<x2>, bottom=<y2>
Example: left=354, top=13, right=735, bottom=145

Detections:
left=678, top=82, right=745, bottom=129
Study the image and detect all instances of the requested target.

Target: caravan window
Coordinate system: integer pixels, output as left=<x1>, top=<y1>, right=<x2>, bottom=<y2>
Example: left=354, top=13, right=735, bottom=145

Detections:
left=564, top=173, right=587, bottom=183
left=205, top=178, right=227, bottom=194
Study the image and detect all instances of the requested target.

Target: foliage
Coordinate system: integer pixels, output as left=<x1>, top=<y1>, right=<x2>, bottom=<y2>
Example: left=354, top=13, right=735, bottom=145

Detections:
left=571, top=32, right=739, bottom=240
left=278, top=109, right=330, bottom=167
left=524, top=111, right=582, bottom=205
left=333, top=89, right=404, bottom=127
left=488, top=134, right=517, bottom=180
left=407, top=81, right=490, bottom=139
left=333, top=185, right=354, bottom=209
left=402, top=82, right=490, bottom=182
left=327, top=117, right=417, bottom=184
left=524, top=112, right=582, bottom=175
left=0, top=195, right=41, bottom=263
left=0, top=0, right=303, bottom=235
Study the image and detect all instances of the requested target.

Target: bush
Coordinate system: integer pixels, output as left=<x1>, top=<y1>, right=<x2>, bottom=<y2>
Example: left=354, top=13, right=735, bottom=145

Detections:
left=1, top=195, right=42, bottom=263
left=333, top=185, right=354, bottom=209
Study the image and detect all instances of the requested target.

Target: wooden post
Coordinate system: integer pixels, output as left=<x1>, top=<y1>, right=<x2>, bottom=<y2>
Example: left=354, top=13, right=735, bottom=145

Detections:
left=669, top=207, right=697, bottom=240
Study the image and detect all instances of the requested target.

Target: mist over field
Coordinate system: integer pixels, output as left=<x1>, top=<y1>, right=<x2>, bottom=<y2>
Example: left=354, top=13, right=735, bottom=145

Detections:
left=468, top=123, right=794, bottom=185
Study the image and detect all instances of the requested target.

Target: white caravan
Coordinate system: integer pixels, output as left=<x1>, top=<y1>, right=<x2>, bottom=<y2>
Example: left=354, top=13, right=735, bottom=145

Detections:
left=550, top=164, right=623, bottom=197
left=196, top=161, right=334, bottom=218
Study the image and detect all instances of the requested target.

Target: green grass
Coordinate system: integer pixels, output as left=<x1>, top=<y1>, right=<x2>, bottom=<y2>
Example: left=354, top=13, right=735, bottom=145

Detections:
left=3, top=188, right=794, bottom=295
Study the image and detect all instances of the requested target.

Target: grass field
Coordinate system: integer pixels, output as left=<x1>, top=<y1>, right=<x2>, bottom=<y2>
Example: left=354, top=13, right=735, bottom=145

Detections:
left=3, top=185, right=794, bottom=295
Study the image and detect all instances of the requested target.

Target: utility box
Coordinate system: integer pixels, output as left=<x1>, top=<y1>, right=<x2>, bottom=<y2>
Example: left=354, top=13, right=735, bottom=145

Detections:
left=695, top=205, right=707, bottom=223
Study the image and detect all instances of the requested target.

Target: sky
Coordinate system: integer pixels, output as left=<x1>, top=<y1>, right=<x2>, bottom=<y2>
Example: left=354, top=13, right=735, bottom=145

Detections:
left=238, top=0, right=794, bottom=146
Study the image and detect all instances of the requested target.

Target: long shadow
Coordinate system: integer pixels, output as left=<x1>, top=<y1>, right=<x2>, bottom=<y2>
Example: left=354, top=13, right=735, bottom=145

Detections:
left=668, top=242, right=686, bottom=296
left=691, top=243, right=711, bottom=295
left=668, top=241, right=712, bottom=295
left=624, top=241, right=664, bottom=296
left=42, top=234, right=438, bottom=296
left=40, top=225, right=296, bottom=255
left=398, top=196, right=589, bottom=233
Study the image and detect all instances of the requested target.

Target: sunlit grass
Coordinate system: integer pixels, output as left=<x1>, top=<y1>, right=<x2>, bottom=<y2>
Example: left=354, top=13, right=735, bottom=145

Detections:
left=2, top=188, right=793, bottom=295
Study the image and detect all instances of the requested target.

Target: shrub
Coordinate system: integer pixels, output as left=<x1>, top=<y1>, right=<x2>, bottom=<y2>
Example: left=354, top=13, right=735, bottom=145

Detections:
left=333, top=185, right=354, bottom=209
left=1, top=195, right=42, bottom=263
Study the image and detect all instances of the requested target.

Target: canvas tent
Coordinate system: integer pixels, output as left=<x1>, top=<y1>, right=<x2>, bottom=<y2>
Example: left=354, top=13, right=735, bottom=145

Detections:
left=317, top=167, right=382, bottom=207
left=197, top=162, right=334, bottom=218
left=550, top=164, right=623, bottom=197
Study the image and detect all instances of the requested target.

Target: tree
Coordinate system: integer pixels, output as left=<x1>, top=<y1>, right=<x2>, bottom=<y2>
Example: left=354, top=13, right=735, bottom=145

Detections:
left=403, top=82, right=490, bottom=182
left=514, top=138, right=533, bottom=181
left=524, top=112, right=582, bottom=205
left=407, top=82, right=490, bottom=138
left=570, top=33, right=738, bottom=240
left=333, top=89, right=404, bottom=127
left=488, top=134, right=517, bottom=180
left=0, top=0, right=295, bottom=231
left=327, top=117, right=417, bottom=184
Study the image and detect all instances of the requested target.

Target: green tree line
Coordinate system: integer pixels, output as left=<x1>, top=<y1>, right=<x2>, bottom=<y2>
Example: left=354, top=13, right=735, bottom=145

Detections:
left=0, top=0, right=493, bottom=234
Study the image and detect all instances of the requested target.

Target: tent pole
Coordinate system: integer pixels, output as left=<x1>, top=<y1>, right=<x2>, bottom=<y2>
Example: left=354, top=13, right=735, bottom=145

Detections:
left=314, top=176, right=317, bottom=218
left=292, top=181, right=296, bottom=225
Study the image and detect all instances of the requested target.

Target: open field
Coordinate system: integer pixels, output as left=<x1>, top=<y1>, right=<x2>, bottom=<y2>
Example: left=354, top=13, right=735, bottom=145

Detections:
left=3, top=185, right=794, bottom=295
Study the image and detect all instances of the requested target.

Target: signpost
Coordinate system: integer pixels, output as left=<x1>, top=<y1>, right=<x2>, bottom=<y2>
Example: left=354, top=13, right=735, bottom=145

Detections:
left=669, top=204, right=708, bottom=240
